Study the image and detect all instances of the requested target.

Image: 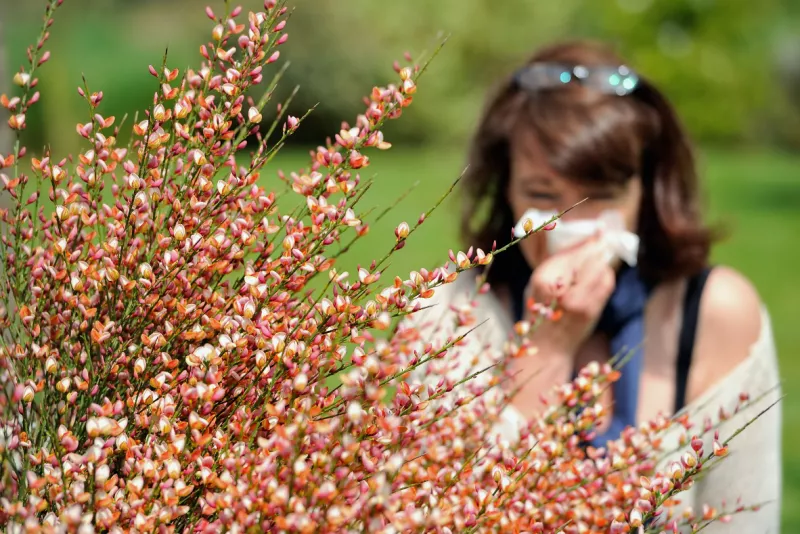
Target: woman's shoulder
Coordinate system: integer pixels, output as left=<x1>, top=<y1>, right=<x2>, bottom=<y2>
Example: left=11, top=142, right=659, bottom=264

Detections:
left=697, top=265, right=763, bottom=348
left=401, top=267, right=515, bottom=375
left=409, top=267, right=511, bottom=330
left=687, top=265, right=777, bottom=401
left=400, top=267, right=515, bottom=392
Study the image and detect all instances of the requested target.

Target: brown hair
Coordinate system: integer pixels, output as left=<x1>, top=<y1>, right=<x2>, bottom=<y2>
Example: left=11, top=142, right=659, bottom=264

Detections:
left=462, top=40, right=718, bottom=289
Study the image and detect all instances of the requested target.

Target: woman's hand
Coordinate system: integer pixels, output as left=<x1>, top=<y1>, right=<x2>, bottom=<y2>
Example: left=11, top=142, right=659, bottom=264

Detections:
left=524, top=234, right=616, bottom=359
left=506, top=235, right=616, bottom=419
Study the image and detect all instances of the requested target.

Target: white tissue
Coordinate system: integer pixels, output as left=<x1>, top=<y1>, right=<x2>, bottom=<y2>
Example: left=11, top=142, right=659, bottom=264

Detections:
left=512, top=208, right=640, bottom=266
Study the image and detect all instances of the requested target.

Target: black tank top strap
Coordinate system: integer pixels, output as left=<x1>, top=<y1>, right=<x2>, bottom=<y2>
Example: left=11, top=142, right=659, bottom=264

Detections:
left=673, top=266, right=714, bottom=413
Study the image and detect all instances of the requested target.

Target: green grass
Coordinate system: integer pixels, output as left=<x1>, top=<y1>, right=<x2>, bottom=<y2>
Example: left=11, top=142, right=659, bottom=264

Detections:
left=699, top=148, right=800, bottom=531
left=266, top=144, right=800, bottom=531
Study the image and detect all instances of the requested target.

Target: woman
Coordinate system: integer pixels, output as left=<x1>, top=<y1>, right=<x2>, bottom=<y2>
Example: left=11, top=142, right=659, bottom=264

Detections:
left=409, top=40, right=782, bottom=530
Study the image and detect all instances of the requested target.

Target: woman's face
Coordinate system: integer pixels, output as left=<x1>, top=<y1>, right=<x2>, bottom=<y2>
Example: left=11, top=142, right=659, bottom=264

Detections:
left=507, top=133, right=642, bottom=269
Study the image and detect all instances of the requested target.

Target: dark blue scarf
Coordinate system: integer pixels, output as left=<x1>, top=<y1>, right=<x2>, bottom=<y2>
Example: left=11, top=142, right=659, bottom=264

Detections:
left=511, top=264, right=653, bottom=446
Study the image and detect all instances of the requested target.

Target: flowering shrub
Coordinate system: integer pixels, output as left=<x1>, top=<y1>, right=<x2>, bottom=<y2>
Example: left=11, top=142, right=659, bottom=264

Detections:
left=0, top=1, right=768, bottom=532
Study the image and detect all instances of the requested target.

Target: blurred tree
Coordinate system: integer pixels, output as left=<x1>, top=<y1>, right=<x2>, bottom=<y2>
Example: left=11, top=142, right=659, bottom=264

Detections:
left=4, top=0, right=799, bottom=151
left=768, top=3, right=800, bottom=147
left=277, top=0, right=796, bottom=147
left=270, top=0, right=586, bottom=147
left=571, top=0, right=794, bottom=146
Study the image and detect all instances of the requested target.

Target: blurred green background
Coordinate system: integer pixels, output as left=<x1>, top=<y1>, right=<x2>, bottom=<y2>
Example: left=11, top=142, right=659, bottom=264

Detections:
left=3, top=0, right=800, bottom=529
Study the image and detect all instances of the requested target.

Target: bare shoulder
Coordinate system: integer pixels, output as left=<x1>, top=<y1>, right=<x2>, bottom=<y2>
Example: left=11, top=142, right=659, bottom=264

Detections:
left=698, top=266, right=762, bottom=348
left=687, top=266, right=764, bottom=401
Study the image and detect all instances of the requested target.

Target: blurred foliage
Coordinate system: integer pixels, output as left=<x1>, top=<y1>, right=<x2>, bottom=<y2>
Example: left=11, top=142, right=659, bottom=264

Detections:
left=284, top=0, right=800, bottom=147
left=3, top=0, right=800, bottom=154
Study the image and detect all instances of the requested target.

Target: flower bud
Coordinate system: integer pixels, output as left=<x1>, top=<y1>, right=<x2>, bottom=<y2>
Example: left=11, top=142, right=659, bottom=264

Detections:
left=56, top=377, right=71, bottom=393
left=166, top=459, right=181, bottom=479
left=610, top=520, right=627, bottom=534
left=395, top=222, right=410, bottom=240
left=126, top=173, right=143, bottom=190
left=186, top=344, right=216, bottom=367
left=158, top=416, right=171, bottom=434
left=476, top=249, right=493, bottom=265
left=134, top=120, right=149, bottom=136
left=523, top=218, right=534, bottom=234
left=212, top=24, right=224, bottom=41
left=8, top=114, right=26, bottom=130
left=248, top=107, right=262, bottom=124
left=54, top=238, right=67, bottom=254
left=373, top=312, right=391, bottom=330
left=95, top=464, right=110, bottom=484
left=346, top=401, right=364, bottom=424
left=86, top=417, right=108, bottom=438
left=153, top=104, right=166, bottom=122
left=293, top=373, right=308, bottom=392
left=217, top=180, right=232, bottom=195
left=364, top=356, right=379, bottom=375
left=189, top=411, right=209, bottom=430
left=491, top=465, right=503, bottom=482
left=326, top=506, right=344, bottom=526
left=173, top=223, right=186, bottom=241
left=13, top=72, right=31, bottom=86
left=128, top=475, right=144, bottom=495
left=105, top=267, right=120, bottom=282
left=174, top=101, right=190, bottom=119
left=629, top=509, right=643, bottom=528
left=668, top=461, right=684, bottom=480
left=139, top=263, right=153, bottom=279
left=225, top=68, right=241, bottom=82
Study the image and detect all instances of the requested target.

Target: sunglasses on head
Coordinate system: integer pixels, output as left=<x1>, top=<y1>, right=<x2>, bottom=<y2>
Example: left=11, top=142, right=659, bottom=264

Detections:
left=513, top=62, right=640, bottom=96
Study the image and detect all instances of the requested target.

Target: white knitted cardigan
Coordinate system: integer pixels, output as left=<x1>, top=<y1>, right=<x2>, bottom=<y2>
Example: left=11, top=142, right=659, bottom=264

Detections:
left=406, top=270, right=782, bottom=533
